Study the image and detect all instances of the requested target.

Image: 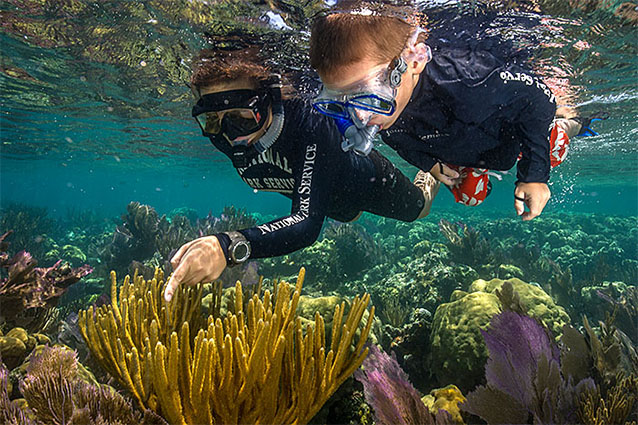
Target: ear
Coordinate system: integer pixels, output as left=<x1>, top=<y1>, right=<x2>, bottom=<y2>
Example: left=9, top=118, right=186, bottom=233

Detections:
left=407, top=43, right=431, bottom=75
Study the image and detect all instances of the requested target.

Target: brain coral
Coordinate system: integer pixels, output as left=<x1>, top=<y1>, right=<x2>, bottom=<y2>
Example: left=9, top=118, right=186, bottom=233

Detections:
left=430, top=278, right=570, bottom=391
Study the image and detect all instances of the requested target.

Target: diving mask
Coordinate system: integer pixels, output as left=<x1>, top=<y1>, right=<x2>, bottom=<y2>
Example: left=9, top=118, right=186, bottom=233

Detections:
left=312, top=56, right=407, bottom=119
left=312, top=57, right=408, bottom=156
left=192, top=89, right=271, bottom=146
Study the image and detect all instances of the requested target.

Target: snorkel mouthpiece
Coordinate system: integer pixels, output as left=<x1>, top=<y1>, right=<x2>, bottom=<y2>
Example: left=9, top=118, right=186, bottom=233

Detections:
left=334, top=117, right=378, bottom=156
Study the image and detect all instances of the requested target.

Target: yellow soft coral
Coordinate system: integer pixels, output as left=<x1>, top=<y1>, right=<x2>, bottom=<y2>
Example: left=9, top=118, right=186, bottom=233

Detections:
left=79, top=268, right=373, bottom=425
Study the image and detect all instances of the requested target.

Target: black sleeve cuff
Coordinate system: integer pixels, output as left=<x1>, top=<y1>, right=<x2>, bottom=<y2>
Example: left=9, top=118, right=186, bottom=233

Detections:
left=214, top=232, right=231, bottom=266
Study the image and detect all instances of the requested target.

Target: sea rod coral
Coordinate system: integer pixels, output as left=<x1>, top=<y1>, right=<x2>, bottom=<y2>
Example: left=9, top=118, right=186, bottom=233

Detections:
left=78, top=267, right=374, bottom=425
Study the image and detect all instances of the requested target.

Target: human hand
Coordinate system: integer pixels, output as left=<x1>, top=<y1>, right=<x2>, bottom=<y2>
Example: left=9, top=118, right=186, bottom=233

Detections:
left=514, top=182, right=551, bottom=221
left=429, top=162, right=461, bottom=186
left=164, top=236, right=226, bottom=302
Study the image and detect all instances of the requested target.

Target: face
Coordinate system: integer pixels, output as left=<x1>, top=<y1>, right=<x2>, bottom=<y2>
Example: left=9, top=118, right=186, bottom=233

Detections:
left=318, top=49, right=427, bottom=130
left=196, top=80, right=271, bottom=146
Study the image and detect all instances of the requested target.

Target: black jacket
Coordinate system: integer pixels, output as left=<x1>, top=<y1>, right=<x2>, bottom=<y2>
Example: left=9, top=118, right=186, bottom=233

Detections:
left=380, top=43, right=557, bottom=183
left=210, top=98, right=424, bottom=260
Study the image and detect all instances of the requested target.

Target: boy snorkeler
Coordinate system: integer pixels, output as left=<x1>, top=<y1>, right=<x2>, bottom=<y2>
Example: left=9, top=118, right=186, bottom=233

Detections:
left=164, top=49, right=439, bottom=302
left=309, top=4, right=603, bottom=220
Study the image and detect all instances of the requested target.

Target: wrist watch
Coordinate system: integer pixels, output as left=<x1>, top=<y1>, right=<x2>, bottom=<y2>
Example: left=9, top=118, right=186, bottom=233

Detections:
left=223, top=231, right=251, bottom=267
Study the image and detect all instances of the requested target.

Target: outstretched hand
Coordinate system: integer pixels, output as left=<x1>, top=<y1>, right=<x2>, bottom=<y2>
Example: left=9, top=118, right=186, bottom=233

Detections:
left=429, top=162, right=462, bottom=186
left=514, top=182, right=550, bottom=221
left=164, top=236, right=226, bottom=302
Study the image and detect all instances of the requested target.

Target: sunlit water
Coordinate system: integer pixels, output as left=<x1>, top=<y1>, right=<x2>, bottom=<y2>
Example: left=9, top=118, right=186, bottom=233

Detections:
left=1, top=0, right=636, bottom=220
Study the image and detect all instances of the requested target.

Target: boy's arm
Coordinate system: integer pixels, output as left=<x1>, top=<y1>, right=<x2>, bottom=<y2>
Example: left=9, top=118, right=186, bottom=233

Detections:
left=507, top=70, right=556, bottom=220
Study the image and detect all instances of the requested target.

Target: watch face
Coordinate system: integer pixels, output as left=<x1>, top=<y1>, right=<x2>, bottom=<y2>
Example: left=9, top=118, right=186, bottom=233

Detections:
left=232, top=241, right=250, bottom=263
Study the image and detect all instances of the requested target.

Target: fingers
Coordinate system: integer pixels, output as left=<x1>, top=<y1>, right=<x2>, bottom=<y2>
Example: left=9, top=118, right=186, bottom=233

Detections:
left=440, top=164, right=460, bottom=179
left=170, top=240, right=195, bottom=269
left=164, top=236, right=227, bottom=303
left=514, top=184, right=550, bottom=221
left=514, top=193, right=526, bottom=217
left=430, top=163, right=461, bottom=186
left=164, top=260, right=190, bottom=302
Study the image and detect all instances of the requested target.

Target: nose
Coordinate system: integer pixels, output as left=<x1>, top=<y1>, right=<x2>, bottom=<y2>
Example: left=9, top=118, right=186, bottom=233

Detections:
left=350, top=108, right=374, bottom=127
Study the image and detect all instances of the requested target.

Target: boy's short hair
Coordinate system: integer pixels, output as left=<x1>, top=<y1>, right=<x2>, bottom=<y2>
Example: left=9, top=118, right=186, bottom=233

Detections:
left=191, top=49, right=271, bottom=89
left=309, top=4, right=427, bottom=76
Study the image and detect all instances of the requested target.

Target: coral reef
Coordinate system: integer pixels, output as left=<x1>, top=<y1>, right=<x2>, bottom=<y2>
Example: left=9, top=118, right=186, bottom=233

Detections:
left=578, top=372, right=637, bottom=425
left=430, top=290, right=501, bottom=391
left=0, top=327, right=50, bottom=370
left=421, top=385, right=466, bottom=424
left=1, top=345, right=167, bottom=425
left=101, top=201, right=161, bottom=273
left=429, top=278, right=570, bottom=391
left=79, top=268, right=374, bottom=424
left=354, top=344, right=452, bottom=424
left=195, top=205, right=258, bottom=236
left=461, top=311, right=597, bottom=424
left=323, top=222, right=386, bottom=281
left=438, top=219, right=497, bottom=271
left=470, top=277, right=571, bottom=339
left=0, top=231, right=93, bottom=332
left=0, top=203, right=57, bottom=260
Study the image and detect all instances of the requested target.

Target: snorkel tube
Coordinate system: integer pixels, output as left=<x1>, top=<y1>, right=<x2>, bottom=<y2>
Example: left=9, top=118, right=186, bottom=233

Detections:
left=228, top=75, right=284, bottom=168
left=253, top=75, right=284, bottom=154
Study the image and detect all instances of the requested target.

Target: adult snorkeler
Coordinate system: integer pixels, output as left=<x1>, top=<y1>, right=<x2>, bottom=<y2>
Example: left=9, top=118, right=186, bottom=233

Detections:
left=309, top=3, right=605, bottom=219
left=163, top=49, right=439, bottom=302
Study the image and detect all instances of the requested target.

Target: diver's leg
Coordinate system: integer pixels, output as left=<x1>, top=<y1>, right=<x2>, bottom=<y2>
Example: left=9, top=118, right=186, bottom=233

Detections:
left=413, top=170, right=440, bottom=219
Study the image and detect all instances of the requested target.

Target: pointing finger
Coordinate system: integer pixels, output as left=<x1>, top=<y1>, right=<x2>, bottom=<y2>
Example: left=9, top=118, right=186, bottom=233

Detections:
left=164, top=261, right=190, bottom=302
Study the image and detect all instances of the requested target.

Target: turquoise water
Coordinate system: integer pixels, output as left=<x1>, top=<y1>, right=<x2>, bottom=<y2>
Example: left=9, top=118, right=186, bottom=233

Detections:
left=1, top=1, right=637, bottom=423
left=1, top=0, right=637, bottom=220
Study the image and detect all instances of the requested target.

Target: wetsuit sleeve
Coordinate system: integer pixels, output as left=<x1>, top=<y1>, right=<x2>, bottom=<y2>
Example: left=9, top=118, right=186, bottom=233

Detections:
left=513, top=75, right=556, bottom=183
left=383, top=134, right=438, bottom=173
left=233, top=142, right=331, bottom=259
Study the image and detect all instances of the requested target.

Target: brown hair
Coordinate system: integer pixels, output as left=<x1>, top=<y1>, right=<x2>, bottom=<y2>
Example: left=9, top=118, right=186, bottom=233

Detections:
left=309, top=5, right=427, bottom=76
left=190, top=49, right=271, bottom=89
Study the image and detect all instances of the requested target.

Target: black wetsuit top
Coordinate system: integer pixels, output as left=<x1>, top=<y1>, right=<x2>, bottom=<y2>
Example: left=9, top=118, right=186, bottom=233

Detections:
left=380, top=43, right=557, bottom=184
left=210, top=98, right=424, bottom=260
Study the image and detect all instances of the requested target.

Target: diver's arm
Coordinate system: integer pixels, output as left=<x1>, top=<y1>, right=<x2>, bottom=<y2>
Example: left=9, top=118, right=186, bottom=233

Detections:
left=508, top=69, right=556, bottom=220
left=164, top=141, right=331, bottom=302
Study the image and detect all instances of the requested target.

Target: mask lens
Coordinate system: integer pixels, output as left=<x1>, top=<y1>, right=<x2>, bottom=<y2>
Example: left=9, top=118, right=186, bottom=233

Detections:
left=313, top=101, right=349, bottom=118
left=223, top=109, right=261, bottom=134
left=348, top=94, right=395, bottom=115
left=196, top=112, right=222, bottom=134
left=195, top=108, right=261, bottom=137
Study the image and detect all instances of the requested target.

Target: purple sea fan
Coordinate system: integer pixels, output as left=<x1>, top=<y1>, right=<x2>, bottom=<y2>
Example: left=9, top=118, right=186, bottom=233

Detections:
left=462, top=311, right=596, bottom=424
left=481, top=310, right=559, bottom=408
left=354, top=344, right=451, bottom=425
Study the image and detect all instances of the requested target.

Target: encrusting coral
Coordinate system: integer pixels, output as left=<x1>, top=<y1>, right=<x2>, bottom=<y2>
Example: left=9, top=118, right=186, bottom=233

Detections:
left=79, top=267, right=374, bottom=425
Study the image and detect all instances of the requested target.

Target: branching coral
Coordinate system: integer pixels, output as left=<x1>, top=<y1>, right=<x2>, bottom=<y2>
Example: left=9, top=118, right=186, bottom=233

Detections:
left=438, top=219, right=496, bottom=270
left=0, top=203, right=57, bottom=259
left=462, top=311, right=597, bottom=424
left=79, top=267, right=374, bottom=425
left=196, top=205, right=257, bottom=236
left=102, top=202, right=161, bottom=272
left=0, top=345, right=166, bottom=425
left=324, top=222, right=385, bottom=280
left=578, top=372, right=638, bottom=425
left=0, top=231, right=93, bottom=331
